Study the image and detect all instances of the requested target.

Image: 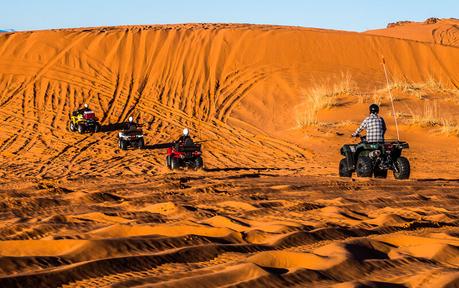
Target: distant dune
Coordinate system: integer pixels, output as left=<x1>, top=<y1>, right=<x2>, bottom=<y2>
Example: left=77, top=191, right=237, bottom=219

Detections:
left=367, top=18, right=459, bottom=47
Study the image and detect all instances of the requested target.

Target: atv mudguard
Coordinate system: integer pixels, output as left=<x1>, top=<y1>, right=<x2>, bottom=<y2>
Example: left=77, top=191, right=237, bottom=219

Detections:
left=70, top=114, right=84, bottom=124
left=341, top=144, right=357, bottom=171
left=341, top=142, right=385, bottom=169
left=356, top=143, right=383, bottom=151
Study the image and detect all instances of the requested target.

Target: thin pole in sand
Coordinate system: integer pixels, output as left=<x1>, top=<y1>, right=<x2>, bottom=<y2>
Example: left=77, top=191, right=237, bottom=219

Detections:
left=381, top=56, right=400, bottom=141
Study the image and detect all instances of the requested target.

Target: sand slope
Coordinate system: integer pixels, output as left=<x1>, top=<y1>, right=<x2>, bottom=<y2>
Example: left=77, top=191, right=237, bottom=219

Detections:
left=0, top=23, right=458, bottom=287
left=0, top=23, right=458, bottom=179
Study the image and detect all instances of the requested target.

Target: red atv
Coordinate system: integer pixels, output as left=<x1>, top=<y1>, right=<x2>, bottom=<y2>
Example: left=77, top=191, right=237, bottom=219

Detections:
left=166, top=140, right=203, bottom=170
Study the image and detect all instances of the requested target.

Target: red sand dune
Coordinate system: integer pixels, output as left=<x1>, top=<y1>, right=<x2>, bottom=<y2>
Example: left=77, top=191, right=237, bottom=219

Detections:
left=0, top=20, right=458, bottom=287
left=0, top=22, right=458, bottom=178
left=367, top=18, right=459, bottom=47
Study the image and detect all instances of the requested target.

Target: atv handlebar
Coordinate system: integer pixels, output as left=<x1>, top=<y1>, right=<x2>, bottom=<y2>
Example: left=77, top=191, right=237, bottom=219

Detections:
left=351, top=134, right=366, bottom=142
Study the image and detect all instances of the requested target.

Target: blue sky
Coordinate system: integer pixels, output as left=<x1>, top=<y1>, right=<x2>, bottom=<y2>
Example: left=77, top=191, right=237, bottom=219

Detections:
left=0, top=0, right=457, bottom=32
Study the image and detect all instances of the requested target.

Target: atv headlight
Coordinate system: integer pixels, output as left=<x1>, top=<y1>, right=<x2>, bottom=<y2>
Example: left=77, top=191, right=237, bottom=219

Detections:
left=136, top=135, right=143, bottom=138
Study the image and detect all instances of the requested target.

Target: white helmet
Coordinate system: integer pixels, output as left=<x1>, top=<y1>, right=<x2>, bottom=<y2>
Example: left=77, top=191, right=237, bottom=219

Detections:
left=84, top=103, right=88, bottom=108
left=129, top=116, right=133, bottom=122
left=183, top=128, right=189, bottom=136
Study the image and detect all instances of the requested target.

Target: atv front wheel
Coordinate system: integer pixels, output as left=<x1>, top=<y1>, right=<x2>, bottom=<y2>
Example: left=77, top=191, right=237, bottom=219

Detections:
left=69, top=122, right=76, bottom=132
left=393, top=157, right=410, bottom=179
left=356, top=156, right=373, bottom=177
left=339, top=158, right=352, bottom=177
left=78, top=124, right=85, bottom=134
left=170, top=158, right=180, bottom=170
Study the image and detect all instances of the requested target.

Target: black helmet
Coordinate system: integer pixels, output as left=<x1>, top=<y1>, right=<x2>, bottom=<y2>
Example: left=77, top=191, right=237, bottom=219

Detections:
left=369, top=104, right=379, bottom=114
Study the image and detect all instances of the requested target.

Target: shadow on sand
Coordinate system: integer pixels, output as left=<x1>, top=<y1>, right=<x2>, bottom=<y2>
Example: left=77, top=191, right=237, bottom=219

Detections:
left=100, top=123, right=127, bottom=133
left=142, top=143, right=174, bottom=150
left=203, top=167, right=292, bottom=172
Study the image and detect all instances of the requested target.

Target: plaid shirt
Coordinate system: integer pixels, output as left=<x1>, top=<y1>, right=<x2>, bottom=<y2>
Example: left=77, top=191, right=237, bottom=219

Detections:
left=353, top=113, right=386, bottom=143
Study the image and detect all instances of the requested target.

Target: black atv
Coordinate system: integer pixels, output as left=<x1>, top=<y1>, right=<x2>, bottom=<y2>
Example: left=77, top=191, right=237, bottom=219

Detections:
left=118, top=125, right=145, bottom=150
left=339, top=135, right=410, bottom=179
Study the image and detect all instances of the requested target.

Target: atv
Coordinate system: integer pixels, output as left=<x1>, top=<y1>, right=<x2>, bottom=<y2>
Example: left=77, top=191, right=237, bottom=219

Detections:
left=69, top=110, right=101, bottom=134
left=118, top=125, right=145, bottom=150
left=166, top=140, right=203, bottom=170
left=339, top=135, right=410, bottom=179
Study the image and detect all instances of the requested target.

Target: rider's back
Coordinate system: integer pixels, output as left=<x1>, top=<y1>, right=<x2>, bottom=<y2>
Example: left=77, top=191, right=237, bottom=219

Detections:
left=363, top=114, right=386, bottom=143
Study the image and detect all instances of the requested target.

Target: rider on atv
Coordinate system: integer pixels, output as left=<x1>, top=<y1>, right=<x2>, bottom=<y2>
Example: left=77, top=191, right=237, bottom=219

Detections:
left=176, top=128, right=193, bottom=146
left=340, top=104, right=410, bottom=179
left=69, top=103, right=101, bottom=133
left=166, top=128, right=203, bottom=170
left=76, top=103, right=92, bottom=115
left=118, top=116, right=144, bottom=150
left=125, top=116, right=138, bottom=131
left=352, top=104, right=386, bottom=143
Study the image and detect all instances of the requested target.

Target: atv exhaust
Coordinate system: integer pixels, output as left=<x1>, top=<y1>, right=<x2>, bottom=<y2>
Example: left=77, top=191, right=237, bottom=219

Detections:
left=369, top=150, right=381, bottom=159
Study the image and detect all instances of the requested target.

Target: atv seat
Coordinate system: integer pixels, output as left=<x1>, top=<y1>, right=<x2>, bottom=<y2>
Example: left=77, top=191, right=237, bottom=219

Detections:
left=176, top=143, right=201, bottom=153
left=83, top=111, right=95, bottom=120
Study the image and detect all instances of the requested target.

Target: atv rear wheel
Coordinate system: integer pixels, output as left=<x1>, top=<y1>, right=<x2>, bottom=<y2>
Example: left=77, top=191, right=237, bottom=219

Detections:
left=194, top=156, right=203, bottom=170
left=119, top=140, right=128, bottom=150
left=138, top=138, right=145, bottom=149
left=356, top=156, right=373, bottom=177
left=339, top=158, right=352, bottom=177
left=170, top=157, right=180, bottom=170
left=94, top=123, right=101, bottom=133
left=78, top=124, right=85, bottom=134
left=393, top=157, right=410, bottom=179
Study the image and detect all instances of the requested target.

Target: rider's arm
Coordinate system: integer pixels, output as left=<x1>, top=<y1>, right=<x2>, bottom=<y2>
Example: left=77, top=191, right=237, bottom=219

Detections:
left=381, top=117, right=387, bottom=133
left=352, top=118, right=368, bottom=136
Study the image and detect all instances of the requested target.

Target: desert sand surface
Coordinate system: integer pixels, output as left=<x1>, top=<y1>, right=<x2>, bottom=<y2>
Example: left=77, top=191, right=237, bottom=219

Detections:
left=0, top=21, right=458, bottom=287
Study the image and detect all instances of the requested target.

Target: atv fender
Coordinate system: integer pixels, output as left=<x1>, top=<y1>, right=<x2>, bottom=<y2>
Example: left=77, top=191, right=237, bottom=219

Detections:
left=341, top=145, right=356, bottom=171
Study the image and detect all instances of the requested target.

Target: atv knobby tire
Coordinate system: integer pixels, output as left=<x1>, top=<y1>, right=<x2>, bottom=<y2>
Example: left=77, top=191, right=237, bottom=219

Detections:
left=339, top=158, right=352, bottom=177
left=166, top=156, right=171, bottom=169
left=194, top=156, right=204, bottom=170
left=119, top=140, right=128, bottom=150
left=356, top=156, right=373, bottom=177
left=94, top=123, right=101, bottom=133
left=69, top=122, right=76, bottom=132
left=78, top=124, right=85, bottom=134
left=138, top=138, right=145, bottom=149
left=170, top=158, right=180, bottom=170
left=393, top=157, right=410, bottom=180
